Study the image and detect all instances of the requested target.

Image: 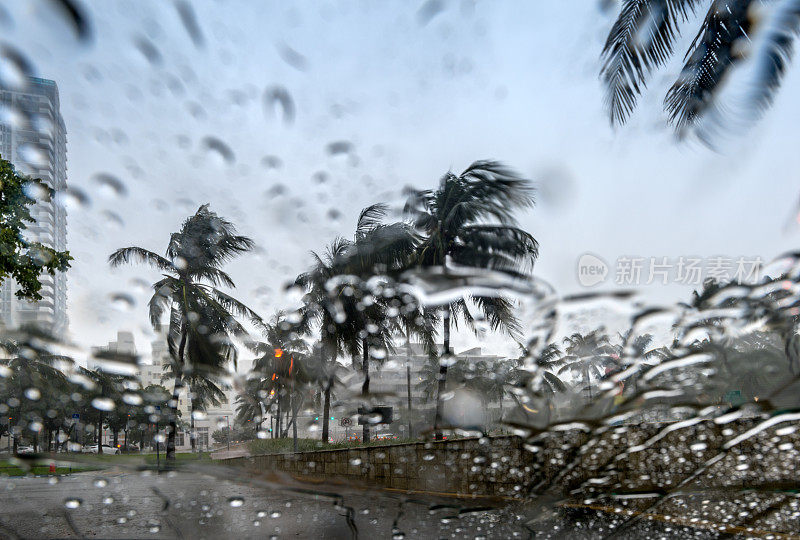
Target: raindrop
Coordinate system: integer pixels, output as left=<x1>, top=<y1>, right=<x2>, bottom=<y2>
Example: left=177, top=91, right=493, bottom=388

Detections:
left=91, top=397, right=115, bottom=411
left=103, top=497, right=114, bottom=505
left=24, top=388, right=41, bottom=401
left=261, top=155, right=283, bottom=169
left=100, top=210, right=124, bottom=228
left=270, top=510, right=281, bottom=518
left=350, top=458, right=362, bottom=466
left=174, top=1, right=204, bottom=47
left=110, top=293, right=135, bottom=311
left=417, top=0, right=446, bottom=26
left=228, top=496, right=245, bottom=507
left=92, top=173, right=127, bottom=197
left=326, top=141, right=353, bottom=156
left=18, top=143, right=48, bottom=168
left=55, top=187, right=91, bottom=210
left=263, top=86, right=295, bottom=124
left=277, top=42, right=308, bottom=71
left=123, top=392, right=143, bottom=405
left=134, top=35, right=162, bottom=66
left=93, top=478, right=108, bottom=488
left=46, top=0, right=92, bottom=42
left=64, top=498, right=82, bottom=509
left=201, top=136, right=235, bottom=165
left=0, top=44, right=33, bottom=90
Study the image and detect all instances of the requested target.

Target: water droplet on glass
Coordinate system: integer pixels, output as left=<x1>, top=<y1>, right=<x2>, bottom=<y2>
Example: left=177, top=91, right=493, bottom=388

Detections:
left=64, top=498, right=81, bottom=509
left=91, top=397, right=115, bottom=411
left=110, top=293, right=135, bottom=311
left=263, top=86, right=295, bottom=124
left=92, top=173, right=127, bottom=198
left=228, top=496, right=245, bottom=507
left=93, top=478, right=107, bottom=488
left=24, top=388, right=41, bottom=401
left=201, top=136, right=235, bottom=165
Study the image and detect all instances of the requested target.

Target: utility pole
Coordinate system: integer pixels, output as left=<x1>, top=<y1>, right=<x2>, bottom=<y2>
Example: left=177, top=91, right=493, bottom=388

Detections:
left=226, top=415, right=230, bottom=453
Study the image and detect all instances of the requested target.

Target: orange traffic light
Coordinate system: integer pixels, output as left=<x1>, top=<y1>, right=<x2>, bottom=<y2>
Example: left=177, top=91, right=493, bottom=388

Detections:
left=274, top=348, right=283, bottom=358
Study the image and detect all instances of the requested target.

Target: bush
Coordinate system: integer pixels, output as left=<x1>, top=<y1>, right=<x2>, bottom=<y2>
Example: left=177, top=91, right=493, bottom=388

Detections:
left=247, top=437, right=419, bottom=455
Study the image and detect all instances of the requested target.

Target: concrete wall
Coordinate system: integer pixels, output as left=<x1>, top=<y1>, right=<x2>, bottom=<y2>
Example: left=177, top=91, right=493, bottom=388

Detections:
left=222, top=415, right=800, bottom=499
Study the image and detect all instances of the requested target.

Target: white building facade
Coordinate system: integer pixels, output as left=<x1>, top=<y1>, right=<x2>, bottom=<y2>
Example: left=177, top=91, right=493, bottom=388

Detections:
left=0, top=77, right=68, bottom=338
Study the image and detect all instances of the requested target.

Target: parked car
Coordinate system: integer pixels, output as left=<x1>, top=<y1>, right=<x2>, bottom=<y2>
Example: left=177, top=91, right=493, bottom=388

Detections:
left=82, top=444, right=121, bottom=455
left=15, top=446, right=35, bottom=455
left=375, top=433, right=397, bottom=441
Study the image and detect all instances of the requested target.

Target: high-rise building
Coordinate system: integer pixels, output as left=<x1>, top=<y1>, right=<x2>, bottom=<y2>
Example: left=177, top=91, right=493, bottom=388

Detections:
left=0, top=77, right=68, bottom=337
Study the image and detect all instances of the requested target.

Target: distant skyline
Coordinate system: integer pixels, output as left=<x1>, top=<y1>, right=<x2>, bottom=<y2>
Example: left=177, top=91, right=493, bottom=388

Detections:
left=2, top=1, right=800, bottom=359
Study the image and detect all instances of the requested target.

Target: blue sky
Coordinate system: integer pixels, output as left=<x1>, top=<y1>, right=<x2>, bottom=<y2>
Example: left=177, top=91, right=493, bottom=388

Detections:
left=3, top=0, right=800, bottom=359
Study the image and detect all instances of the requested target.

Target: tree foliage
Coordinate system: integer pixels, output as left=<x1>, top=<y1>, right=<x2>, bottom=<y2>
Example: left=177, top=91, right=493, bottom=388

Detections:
left=0, top=156, right=71, bottom=301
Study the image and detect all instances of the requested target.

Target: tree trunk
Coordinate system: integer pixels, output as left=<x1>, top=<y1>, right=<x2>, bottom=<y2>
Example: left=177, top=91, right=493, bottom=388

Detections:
left=292, top=401, right=299, bottom=453
left=406, top=336, right=413, bottom=439
left=112, top=429, right=119, bottom=449
left=167, top=328, right=187, bottom=461
left=97, top=417, right=103, bottom=454
left=32, top=432, right=39, bottom=453
left=190, top=394, right=197, bottom=453
left=321, top=377, right=332, bottom=443
left=12, top=434, right=18, bottom=455
left=362, top=337, right=370, bottom=443
left=276, top=398, right=282, bottom=438
left=433, top=306, right=451, bottom=440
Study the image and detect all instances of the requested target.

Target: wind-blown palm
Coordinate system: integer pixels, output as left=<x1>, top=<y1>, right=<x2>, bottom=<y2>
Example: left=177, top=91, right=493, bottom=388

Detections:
left=556, top=331, right=619, bottom=402
left=403, top=160, right=539, bottom=438
left=601, top=0, right=800, bottom=141
left=295, top=238, right=356, bottom=442
left=343, top=203, right=419, bottom=441
left=109, top=205, right=261, bottom=459
left=0, top=340, right=70, bottom=453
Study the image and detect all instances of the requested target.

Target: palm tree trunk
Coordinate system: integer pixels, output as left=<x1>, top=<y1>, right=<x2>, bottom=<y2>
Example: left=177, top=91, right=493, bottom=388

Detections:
left=321, top=377, right=332, bottom=443
left=113, top=429, right=119, bottom=449
left=167, top=328, right=187, bottom=461
left=406, top=335, right=413, bottom=439
left=362, top=337, right=370, bottom=444
left=32, top=433, right=38, bottom=453
left=190, top=395, right=197, bottom=453
left=98, top=412, right=104, bottom=454
left=433, top=306, right=451, bottom=440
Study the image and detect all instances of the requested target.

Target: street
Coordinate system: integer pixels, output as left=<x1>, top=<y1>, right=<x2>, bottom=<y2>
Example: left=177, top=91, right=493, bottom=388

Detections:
left=1, top=466, right=796, bottom=538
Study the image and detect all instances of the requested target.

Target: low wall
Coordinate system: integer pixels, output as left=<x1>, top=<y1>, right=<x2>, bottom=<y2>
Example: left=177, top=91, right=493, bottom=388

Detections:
left=222, top=415, right=800, bottom=500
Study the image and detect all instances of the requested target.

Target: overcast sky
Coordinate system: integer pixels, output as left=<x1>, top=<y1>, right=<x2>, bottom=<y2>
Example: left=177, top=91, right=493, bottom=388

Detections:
left=3, top=0, right=800, bottom=362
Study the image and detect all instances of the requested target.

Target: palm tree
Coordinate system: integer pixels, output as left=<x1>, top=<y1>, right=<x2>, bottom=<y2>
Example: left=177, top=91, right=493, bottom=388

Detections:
left=295, top=238, right=355, bottom=443
left=397, top=303, right=439, bottom=438
left=601, top=0, right=800, bottom=141
left=0, top=338, right=70, bottom=454
left=556, top=331, right=620, bottom=404
left=343, top=204, right=419, bottom=442
left=109, top=205, right=262, bottom=460
left=403, top=160, right=539, bottom=439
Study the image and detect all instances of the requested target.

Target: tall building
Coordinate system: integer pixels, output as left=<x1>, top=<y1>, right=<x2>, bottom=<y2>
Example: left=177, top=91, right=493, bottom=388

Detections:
left=89, top=331, right=137, bottom=371
left=0, top=77, right=68, bottom=337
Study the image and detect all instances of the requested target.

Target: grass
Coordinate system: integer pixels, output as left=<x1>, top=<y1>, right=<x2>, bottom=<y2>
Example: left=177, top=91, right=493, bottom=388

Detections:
left=0, top=459, right=98, bottom=477
left=0, top=452, right=212, bottom=476
left=247, top=437, right=421, bottom=456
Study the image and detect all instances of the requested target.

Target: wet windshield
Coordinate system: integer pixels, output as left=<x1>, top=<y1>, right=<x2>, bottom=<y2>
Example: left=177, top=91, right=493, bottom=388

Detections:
left=2, top=1, right=800, bottom=538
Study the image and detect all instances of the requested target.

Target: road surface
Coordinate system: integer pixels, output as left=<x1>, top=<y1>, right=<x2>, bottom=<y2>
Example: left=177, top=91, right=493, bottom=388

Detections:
left=0, top=467, right=796, bottom=538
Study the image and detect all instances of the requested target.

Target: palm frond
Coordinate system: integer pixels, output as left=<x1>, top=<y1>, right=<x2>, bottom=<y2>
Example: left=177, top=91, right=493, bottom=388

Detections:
left=744, top=0, right=800, bottom=118
left=665, top=0, right=756, bottom=132
left=355, top=203, right=389, bottom=239
left=108, top=247, right=176, bottom=272
left=601, top=0, right=702, bottom=125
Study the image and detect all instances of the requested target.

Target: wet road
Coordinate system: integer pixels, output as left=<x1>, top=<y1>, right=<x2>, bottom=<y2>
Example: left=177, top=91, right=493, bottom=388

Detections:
left=0, top=469, right=795, bottom=538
